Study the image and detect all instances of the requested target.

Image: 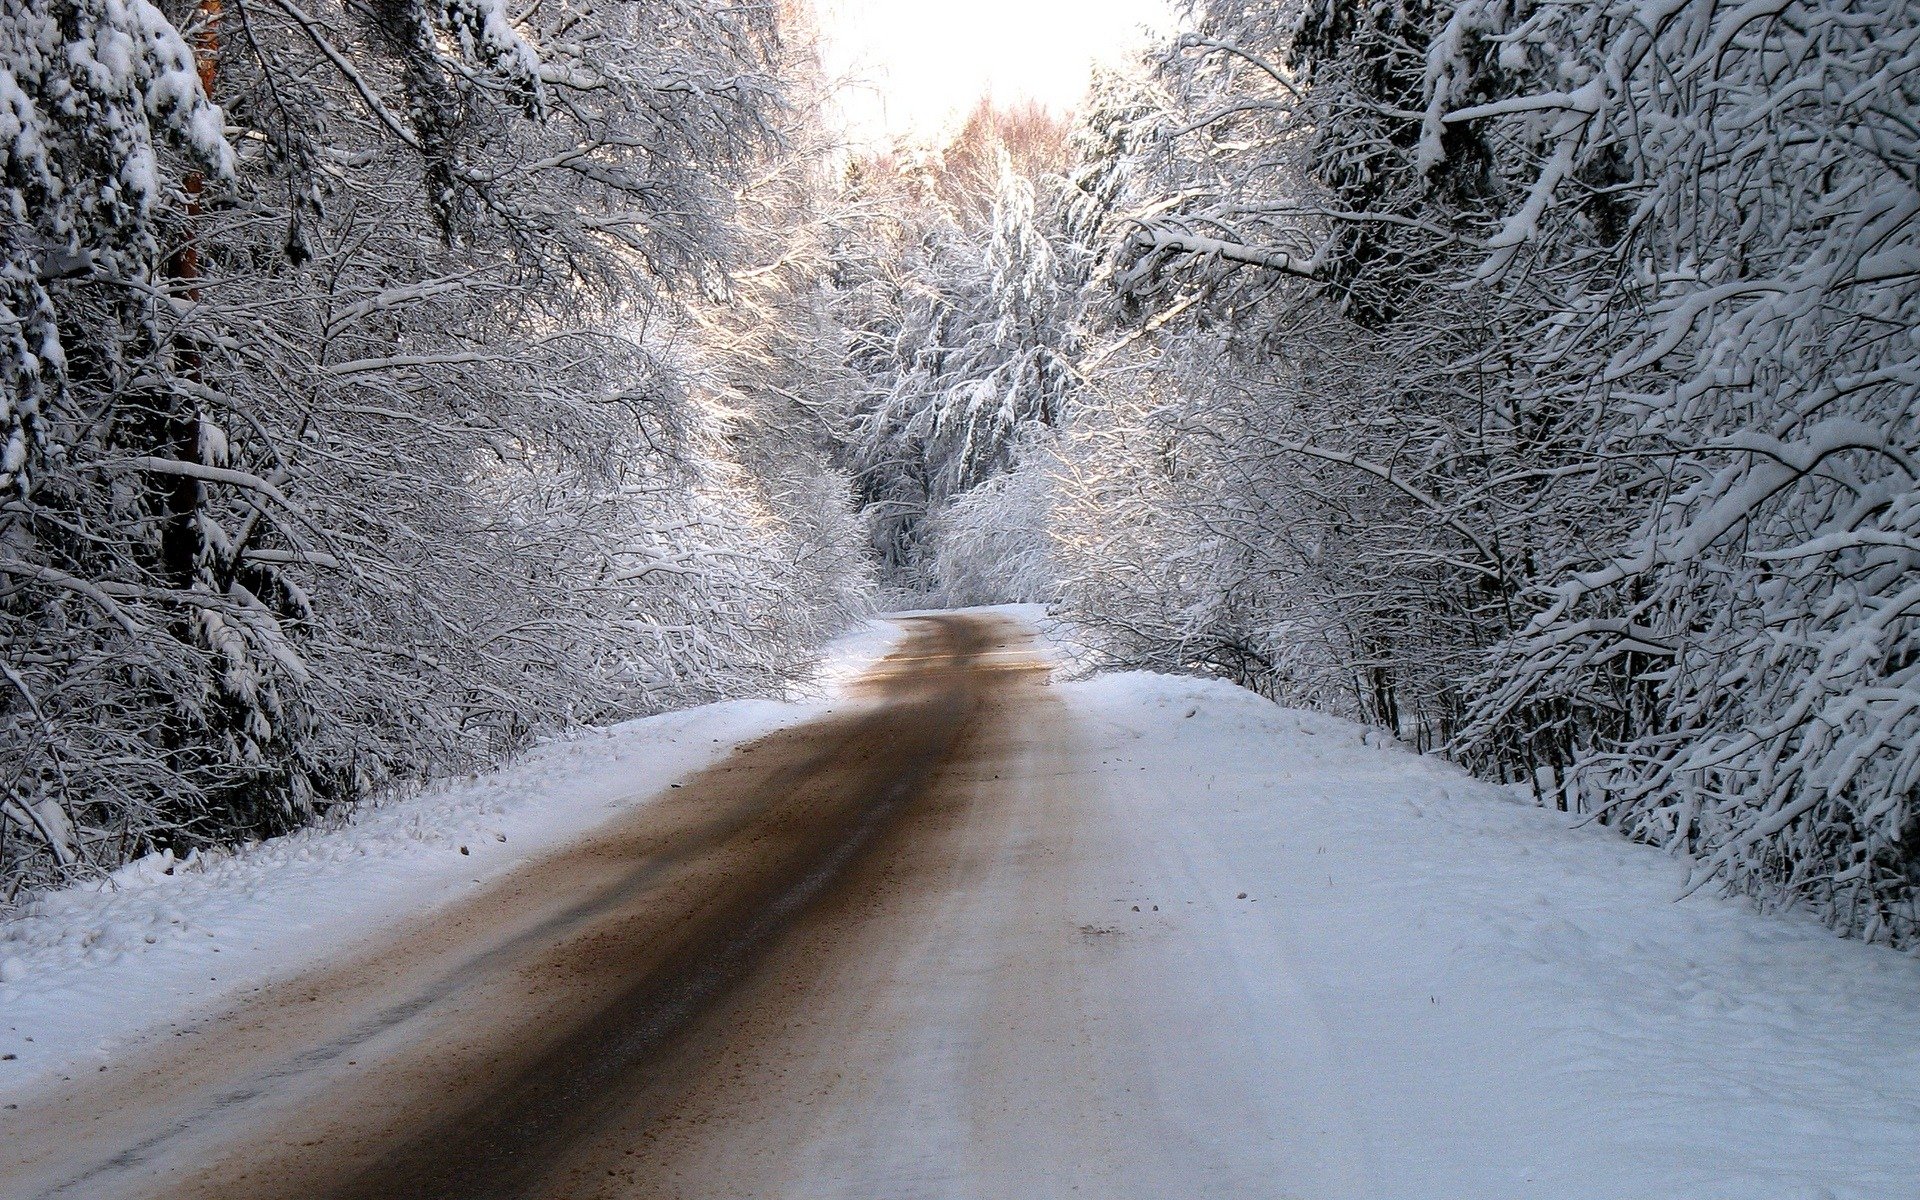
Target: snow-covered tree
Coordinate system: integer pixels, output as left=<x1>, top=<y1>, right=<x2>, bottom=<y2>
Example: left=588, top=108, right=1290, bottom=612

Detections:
left=831, top=106, right=1078, bottom=593
left=1, top=0, right=871, bottom=897
left=1046, top=0, right=1920, bottom=943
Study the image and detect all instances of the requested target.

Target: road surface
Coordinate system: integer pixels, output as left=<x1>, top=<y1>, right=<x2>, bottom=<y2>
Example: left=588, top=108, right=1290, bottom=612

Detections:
left=2, top=613, right=1340, bottom=1199
left=7, top=610, right=1920, bottom=1199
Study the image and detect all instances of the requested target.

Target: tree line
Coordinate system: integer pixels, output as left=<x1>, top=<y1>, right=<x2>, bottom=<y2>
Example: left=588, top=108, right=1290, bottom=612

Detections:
left=0, top=0, right=869, bottom=897
left=869, top=0, right=1920, bottom=946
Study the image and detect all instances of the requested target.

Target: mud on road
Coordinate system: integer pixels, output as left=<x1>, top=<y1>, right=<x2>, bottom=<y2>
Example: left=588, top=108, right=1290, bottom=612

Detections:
left=3, top=614, right=1049, bottom=1200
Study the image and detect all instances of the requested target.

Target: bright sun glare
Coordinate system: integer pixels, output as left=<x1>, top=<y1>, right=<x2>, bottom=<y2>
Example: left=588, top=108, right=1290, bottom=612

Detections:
left=815, top=0, right=1174, bottom=148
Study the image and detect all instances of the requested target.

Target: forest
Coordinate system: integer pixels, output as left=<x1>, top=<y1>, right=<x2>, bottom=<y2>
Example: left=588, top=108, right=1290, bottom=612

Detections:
left=4, top=0, right=1917, bottom=951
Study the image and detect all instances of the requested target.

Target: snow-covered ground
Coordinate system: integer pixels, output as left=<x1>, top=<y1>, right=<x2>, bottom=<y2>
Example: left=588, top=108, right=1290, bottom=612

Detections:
left=1066, top=670, right=1920, bottom=1199
left=3, top=609, right=1916, bottom=1198
left=0, top=618, right=906, bottom=1093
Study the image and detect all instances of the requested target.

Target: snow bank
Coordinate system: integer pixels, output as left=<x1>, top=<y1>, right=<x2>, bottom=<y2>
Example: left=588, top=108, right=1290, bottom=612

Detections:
left=1068, top=670, right=1920, bottom=1199
left=792, top=616, right=909, bottom=697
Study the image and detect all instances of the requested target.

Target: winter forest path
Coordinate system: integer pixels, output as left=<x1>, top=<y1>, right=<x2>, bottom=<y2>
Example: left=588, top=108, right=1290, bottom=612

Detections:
left=2, top=613, right=1360, bottom=1199
left=6, top=611, right=1919, bottom=1198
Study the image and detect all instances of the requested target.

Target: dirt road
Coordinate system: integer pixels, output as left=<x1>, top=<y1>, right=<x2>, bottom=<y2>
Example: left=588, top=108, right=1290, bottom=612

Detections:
left=6, top=613, right=1361, bottom=1199
left=5, top=614, right=1178, bottom=1199
left=11, top=611, right=1918, bottom=1199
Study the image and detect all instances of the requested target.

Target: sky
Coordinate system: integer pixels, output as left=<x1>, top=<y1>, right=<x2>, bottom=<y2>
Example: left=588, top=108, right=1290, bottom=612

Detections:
left=814, top=0, right=1175, bottom=149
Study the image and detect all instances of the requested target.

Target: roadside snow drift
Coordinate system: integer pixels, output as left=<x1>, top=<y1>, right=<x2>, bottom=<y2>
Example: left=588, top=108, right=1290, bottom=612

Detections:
left=1066, top=670, right=1920, bottom=1199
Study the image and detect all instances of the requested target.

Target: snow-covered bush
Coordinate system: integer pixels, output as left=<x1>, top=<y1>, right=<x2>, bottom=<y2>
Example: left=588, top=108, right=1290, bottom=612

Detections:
left=1443, top=0, right=1920, bottom=943
left=929, top=455, right=1059, bottom=606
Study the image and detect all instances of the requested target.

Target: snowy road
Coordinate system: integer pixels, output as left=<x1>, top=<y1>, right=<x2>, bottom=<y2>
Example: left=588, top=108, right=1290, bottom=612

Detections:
left=3, top=610, right=1918, bottom=1198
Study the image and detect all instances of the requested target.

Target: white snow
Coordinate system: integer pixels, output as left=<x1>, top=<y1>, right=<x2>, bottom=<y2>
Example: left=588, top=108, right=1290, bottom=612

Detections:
left=1064, top=668, right=1920, bottom=1199
left=795, top=613, right=909, bottom=696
